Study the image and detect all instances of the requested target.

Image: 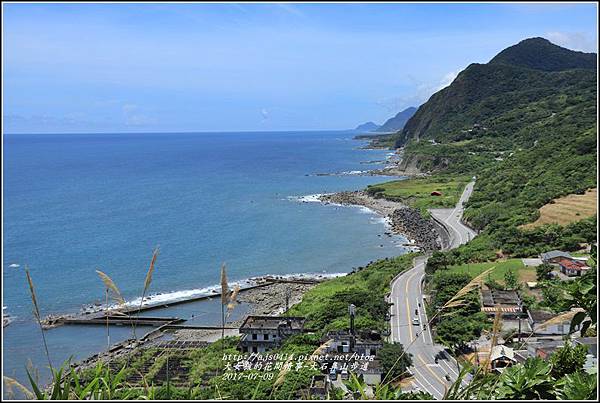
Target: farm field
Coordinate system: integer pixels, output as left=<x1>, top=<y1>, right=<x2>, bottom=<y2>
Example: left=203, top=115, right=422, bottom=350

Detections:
left=445, top=258, right=536, bottom=285
left=366, top=175, right=470, bottom=214
left=521, top=188, right=597, bottom=229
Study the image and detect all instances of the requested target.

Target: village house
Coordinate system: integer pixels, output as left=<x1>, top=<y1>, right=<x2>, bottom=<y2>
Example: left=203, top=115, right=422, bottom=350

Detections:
left=238, top=315, right=305, bottom=353
left=527, top=309, right=572, bottom=336
left=321, top=330, right=383, bottom=357
left=480, top=288, right=523, bottom=318
left=526, top=338, right=566, bottom=359
left=480, top=288, right=528, bottom=333
left=540, top=250, right=572, bottom=264
left=489, top=345, right=517, bottom=373
left=309, top=374, right=331, bottom=399
left=556, top=257, right=590, bottom=277
left=574, top=337, right=598, bottom=374
left=318, top=330, right=385, bottom=385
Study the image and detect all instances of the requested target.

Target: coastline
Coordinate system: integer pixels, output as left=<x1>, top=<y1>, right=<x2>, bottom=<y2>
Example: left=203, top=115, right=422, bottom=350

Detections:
left=67, top=279, right=322, bottom=373
left=318, top=191, right=443, bottom=251
left=34, top=135, right=421, bottom=386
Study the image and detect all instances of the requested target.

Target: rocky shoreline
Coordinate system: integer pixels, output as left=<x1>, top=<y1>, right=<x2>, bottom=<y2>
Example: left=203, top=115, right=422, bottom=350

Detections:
left=67, top=279, right=323, bottom=374
left=319, top=191, right=442, bottom=251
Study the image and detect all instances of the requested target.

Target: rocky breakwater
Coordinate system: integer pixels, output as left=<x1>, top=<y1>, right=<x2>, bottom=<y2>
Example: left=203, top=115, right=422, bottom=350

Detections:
left=318, top=191, right=442, bottom=251
left=389, top=207, right=441, bottom=251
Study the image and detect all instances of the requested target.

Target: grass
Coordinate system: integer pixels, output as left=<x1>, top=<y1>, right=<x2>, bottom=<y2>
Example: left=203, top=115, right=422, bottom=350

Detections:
left=444, top=259, right=535, bottom=285
left=287, top=254, right=415, bottom=334
left=366, top=175, right=470, bottom=215
left=521, top=188, right=597, bottom=229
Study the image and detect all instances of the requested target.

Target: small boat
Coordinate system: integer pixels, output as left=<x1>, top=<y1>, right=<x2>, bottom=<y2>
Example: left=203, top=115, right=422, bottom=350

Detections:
left=3, top=306, right=14, bottom=328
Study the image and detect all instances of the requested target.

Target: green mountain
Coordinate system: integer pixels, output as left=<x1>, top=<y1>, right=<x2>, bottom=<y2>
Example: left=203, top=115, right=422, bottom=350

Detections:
left=489, top=37, right=597, bottom=72
left=391, top=37, right=597, bottom=256
left=354, top=121, right=380, bottom=132
left=376, top=106, right=417, bottom=133
left=397, top=38, right=596, bottom=148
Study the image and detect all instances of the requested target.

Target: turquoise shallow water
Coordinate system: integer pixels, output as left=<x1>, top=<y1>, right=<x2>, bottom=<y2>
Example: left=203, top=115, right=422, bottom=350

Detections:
left=2, top=131, right=408, bottom=389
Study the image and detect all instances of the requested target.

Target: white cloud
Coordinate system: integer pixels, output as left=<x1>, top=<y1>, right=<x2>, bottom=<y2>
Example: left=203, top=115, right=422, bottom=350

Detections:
left=436, top=70, right=460, bottom=91
left=413, top=69, right=461, bottom=103
left=545, top=31, right=597, bottom=52
left=122, top=104, right=156, bottom=126
left=260, top=108, right=269, bottom=122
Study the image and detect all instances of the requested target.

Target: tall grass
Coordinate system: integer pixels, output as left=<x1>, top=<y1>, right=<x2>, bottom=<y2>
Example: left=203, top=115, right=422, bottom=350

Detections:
left=25, top=266, right=54, bottom=372
left=133, top=247, right=160, bottom=339
left=95, top=270, right=126, bottom=350
left=380, top=267, right=495, bottom=387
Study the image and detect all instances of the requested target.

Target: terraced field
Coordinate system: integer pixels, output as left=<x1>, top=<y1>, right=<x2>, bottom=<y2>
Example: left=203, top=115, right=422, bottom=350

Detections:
left=522, top=188, right=597, bottom=229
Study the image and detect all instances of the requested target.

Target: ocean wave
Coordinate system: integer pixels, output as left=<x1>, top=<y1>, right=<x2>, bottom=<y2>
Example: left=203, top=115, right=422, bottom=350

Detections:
left=339, top=170, right=368, bottom=175
left=8, top=263, right=20, bottom=268
left=112, top=271, right=348, bottom=310
left=287, top=193, right=331, bottom=203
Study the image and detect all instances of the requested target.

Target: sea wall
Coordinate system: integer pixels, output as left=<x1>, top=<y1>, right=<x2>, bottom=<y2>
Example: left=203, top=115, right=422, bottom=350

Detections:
left=389, top=207, right=442, bottom=251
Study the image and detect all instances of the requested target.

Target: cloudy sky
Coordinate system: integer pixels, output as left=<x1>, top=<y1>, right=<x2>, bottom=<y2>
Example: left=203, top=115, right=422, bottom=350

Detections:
left=3, top=2, right=598, bottom=133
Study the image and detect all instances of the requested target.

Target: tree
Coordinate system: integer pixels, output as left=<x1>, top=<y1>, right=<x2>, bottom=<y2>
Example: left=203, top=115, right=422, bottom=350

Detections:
left=535, top=263, right=553, bottom=281
left=563, top=271, right=597, bottom=336
left=540, top=282, right=565, bottom=312
left=504, top=267, right=519, bottom=290
left=435, top=315, right=476, bottom=352
left=549, top=341, right=588, bottom=378
left=377, top=342, right=413, bottom=381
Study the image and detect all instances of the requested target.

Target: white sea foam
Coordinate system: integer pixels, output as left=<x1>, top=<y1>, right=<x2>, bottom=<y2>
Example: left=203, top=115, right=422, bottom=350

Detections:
left=8, top=263, right=20, bottom=268
left=287, top=193, right=331, bottom=203
left=358, top=206, right=375, bottom=214
left=339, top=170, right=367, bottom=175
left=117, top=272, right=348, bottom=309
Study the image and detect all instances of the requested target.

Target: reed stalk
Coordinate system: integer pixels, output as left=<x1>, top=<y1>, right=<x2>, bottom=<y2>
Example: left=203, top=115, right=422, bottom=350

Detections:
left=95, top=270, right=125, bottom=354
left=380, top=267, right=495, bottom=387
left=25, top=267, right=54, bottom=372
left=133, top=247, right=159, bottom=339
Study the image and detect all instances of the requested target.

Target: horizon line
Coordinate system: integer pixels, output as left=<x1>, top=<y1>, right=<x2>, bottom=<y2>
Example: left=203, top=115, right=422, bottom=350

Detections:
left=3, top=128, right=369, bottom=136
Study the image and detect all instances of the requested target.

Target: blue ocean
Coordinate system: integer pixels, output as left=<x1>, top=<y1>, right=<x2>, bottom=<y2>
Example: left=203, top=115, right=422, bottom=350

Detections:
left=2, top=131, right=408, bottom=388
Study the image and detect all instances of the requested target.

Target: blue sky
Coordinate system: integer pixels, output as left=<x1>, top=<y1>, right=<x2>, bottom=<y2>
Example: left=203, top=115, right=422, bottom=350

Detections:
left=3, top=2, right=598, bottom=133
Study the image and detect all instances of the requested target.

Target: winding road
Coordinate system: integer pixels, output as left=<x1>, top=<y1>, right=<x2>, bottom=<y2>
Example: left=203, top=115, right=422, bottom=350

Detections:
left=388, top=181, right=477, bottom=399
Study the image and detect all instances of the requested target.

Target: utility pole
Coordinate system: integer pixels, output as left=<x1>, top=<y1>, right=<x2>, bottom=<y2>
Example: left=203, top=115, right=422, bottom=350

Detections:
left=285, top=288, right=291, bottom=313
left=349, top=304, right=356, bottom=352
left=517, top=300, right=523, bottom=344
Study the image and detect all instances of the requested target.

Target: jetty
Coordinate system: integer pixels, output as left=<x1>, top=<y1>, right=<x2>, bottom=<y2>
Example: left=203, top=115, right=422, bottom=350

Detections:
left=42, top=276, right=324, bottom=329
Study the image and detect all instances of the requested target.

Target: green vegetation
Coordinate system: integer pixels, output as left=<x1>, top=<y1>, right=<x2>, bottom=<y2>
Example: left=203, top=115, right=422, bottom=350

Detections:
left=373, top=38, right=597, bottom=259
left=549, top=341, right=589, bottom=379
left=377, top=342, right=412, bottom=381
left=445, top=356, right=596, bottom=400
left=354, top=133, right=397, bottom=149
left=287, top=254, right=415, bottom=333
left=366, top=175, right=469, bottom=215
left=435, top=258, right=533, bottom=285
left=536, top=262, right=554, bottom=281
left=428, top=271, right=489, bottom=354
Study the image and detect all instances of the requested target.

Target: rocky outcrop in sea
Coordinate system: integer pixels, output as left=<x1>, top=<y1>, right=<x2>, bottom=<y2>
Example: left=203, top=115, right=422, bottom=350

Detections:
left=389, top=207, right=442, bottom=251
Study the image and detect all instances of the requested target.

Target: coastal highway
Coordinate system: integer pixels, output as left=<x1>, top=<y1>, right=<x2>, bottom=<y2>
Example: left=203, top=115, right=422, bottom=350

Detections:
left=389, top=181, right=477, bottom=399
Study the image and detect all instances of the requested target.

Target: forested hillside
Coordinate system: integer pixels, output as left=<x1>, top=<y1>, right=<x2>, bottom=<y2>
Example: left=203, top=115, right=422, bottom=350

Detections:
left=388, top=38, right=597, bottom=256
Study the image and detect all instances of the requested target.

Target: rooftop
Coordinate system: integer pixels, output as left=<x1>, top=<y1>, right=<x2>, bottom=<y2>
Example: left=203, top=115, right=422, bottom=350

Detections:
left=528, top=309, right=562, bottom=324
left=575, top=337, right=598, bottom=358
left=481, top=288, right=521, bottom=308
left=528, top=338, right=566, bottom=353
left=490, top=345, right=516, bottom=362
left=541, top=250, right=572, bottom=260
left=239, top=315, right=305, bottom=331
left=557, top=258, right=589, bottom=270
left=323, top=329, right=382, bottom=343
